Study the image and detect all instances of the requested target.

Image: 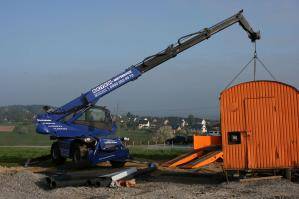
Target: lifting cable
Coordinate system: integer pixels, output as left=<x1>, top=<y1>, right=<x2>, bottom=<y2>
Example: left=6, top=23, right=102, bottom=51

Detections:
left=225, top=42, right=277, bottom=89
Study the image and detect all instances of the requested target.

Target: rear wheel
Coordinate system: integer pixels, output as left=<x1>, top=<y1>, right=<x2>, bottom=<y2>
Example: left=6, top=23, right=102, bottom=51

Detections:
left=51, top=142, right=66, bottom=165
left=110, top=160, right=126, bottom=168
left=71, top=143, right=89, bottom=166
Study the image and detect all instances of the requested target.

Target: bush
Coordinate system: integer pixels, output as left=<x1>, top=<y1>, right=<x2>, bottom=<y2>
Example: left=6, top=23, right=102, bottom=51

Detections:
left=153, top=125, right=174, bottom=143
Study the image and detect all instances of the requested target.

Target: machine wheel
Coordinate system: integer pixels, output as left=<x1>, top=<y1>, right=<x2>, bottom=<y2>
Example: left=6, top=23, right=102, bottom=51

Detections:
left=110, top=160, right=126, bottom=168
left=51, top=142, right=66, bottom=165
left=71, top=143, right=89, bottom=166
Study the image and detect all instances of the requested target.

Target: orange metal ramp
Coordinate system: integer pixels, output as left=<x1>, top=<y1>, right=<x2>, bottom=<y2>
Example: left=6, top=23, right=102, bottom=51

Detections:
left=162, top=135, right=223, bottom=170
left=179, top=150, right=223, bottom=169
left=161, top=149, right=201, bottom=168
left=162, top=146, right=222, bottom=169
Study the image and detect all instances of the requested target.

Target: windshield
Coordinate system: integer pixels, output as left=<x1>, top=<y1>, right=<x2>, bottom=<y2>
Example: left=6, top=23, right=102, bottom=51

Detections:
left=73, top=107, right=113, bottom=130
left=78, top=108, right=107, bottom=122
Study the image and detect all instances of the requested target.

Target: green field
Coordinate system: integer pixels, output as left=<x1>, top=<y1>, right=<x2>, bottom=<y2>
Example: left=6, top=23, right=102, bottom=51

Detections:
left=0, top=146, right=188, bottom=167
left=128, top=146, right=189, bottom=161
left=0, top=122, right=51, bottom=145
left=0, top=147, right=50, bottom=167
left=0, top=122, right=185, bottom=167
left=0, top=122, right=154, bottom=146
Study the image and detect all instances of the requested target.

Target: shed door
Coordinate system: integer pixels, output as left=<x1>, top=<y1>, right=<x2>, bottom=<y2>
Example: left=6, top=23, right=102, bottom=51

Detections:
left=245, top=98, right=277, bottom=169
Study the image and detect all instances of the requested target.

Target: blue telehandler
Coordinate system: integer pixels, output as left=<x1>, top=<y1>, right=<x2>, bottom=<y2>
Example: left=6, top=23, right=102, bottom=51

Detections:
left=36, top=10, right=260, bottom=167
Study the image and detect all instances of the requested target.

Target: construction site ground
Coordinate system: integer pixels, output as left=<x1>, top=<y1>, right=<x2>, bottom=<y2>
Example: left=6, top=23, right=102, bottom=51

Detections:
left=0, top=162, right=299, bottom=199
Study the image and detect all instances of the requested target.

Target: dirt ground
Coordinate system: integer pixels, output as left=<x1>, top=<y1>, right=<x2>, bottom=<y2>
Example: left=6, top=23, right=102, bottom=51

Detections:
left=0, top=164, right=298, bottom=199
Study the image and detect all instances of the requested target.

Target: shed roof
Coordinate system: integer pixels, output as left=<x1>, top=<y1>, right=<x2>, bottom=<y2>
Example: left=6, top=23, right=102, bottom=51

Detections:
left=221, top=80, right=298, bottom=97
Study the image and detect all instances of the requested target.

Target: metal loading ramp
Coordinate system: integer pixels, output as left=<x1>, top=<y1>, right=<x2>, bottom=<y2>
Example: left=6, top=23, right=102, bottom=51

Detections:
left=162, top=146, right=223, bottom=169
left=162, top=150, right=201, bottom=168
left=179, top=150, right=223, bottom=169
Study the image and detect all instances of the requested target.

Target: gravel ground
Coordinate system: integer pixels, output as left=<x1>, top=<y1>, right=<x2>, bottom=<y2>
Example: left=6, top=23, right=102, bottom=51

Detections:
left=0, top=169, right=298, bottom=199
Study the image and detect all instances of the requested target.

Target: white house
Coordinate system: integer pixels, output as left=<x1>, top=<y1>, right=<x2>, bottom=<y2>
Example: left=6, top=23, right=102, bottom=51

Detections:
left=138, top=118, right=150, bottom=129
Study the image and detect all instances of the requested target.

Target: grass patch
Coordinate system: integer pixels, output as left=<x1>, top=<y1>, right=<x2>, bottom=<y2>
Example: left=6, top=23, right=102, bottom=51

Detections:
left=0, top=122, right=154, bottom=146
left=0, top=147, right=50, bottom=167
left=128, top=146, right=189, bottom=161
left=116, top=128, right=154, bottom=144
left=0, top=122, right=51, bottom=146
left=0, top=146, right=189, bottom=167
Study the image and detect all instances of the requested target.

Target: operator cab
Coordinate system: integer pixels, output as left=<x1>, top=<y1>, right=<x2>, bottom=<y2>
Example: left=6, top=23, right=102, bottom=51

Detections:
left=64, top=106, right=113, bottom=131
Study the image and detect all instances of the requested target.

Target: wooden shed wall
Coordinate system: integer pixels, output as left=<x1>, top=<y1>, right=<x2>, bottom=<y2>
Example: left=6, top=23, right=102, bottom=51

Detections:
left=220, top=81, right=299, bottom=170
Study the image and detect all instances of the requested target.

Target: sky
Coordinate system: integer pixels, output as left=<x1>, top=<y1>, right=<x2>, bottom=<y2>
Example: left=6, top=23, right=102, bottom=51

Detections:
left=0, top=1, right=298, bottom=119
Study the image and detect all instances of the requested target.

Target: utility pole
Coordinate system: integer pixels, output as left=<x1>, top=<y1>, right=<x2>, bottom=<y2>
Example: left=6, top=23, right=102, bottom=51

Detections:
left=116, top=103, right=119, bottom=116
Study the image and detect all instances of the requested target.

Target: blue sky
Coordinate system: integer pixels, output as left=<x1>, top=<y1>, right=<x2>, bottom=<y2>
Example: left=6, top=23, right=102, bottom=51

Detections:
left=0, top=1, right=298, bottom=118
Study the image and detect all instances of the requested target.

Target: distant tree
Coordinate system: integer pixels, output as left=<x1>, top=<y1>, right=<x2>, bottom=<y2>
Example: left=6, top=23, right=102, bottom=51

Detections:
left=0, top=105, right=44, bottom=122
left=153, top=125, right=174, bottom=143
left=126, top=112, right=134, bottom=118
left=187, top=114, right=196, bottom=127
left=176, top=129, right=189, bottom=136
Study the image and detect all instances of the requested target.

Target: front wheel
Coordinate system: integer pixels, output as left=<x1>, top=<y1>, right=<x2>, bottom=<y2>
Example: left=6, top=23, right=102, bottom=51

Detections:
left=51, top=142, right=66, bottom=165
left=110, top=160, right=126, bottom=168
left=71, top=143, right=89, bottom=166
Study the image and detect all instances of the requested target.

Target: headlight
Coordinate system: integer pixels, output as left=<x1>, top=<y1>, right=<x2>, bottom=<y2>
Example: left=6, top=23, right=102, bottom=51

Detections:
left=122, top=137, right=130, bottom=141
left=84, top=137, right=93, bottom=143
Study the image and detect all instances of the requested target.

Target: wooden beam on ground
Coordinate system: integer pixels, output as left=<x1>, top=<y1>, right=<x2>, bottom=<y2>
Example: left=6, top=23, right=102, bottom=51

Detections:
left=239, top=175, right=282, bottom=183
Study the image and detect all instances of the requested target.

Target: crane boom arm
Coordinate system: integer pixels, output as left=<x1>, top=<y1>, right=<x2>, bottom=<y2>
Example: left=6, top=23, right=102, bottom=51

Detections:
left=47, top=10, right=260, bottom=121
left=136, top=10, right=260, bottom=74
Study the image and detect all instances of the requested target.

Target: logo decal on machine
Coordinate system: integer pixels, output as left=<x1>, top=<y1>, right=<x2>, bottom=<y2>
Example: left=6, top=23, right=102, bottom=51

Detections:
left=91, top=69, right=137, bottom=97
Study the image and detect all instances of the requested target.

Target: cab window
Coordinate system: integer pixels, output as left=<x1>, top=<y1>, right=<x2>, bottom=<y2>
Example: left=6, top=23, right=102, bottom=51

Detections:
left=74, top=107, right=112, bottom=130
left=77, top=109, right=106, bottom=122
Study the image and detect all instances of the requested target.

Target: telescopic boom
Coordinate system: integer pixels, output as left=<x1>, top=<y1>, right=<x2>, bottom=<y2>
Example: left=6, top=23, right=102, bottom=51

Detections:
left=46, top=10, right=260, bottom=121
left=137, top=10, right=260, bottom=74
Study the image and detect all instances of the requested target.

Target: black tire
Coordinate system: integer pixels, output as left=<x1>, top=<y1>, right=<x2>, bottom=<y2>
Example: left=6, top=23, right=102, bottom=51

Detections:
left=51, top=142, right=66, bottom=165
left=71, top=143, right=89, bottom=166
left=110, top=160, right=126, bottom=168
